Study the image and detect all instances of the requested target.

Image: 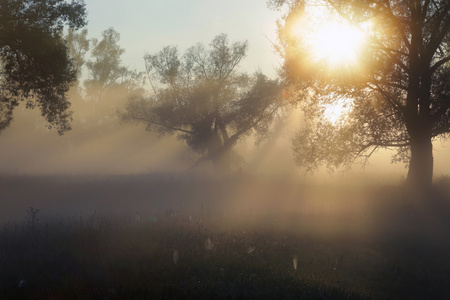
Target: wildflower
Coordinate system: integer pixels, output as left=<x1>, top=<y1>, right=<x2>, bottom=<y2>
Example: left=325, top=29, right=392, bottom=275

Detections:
left=205, top=237, right=214, bottom=250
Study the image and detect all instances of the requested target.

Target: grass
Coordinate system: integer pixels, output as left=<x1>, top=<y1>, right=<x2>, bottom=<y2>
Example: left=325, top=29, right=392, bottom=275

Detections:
left=0, top=176, right=450, bottom=299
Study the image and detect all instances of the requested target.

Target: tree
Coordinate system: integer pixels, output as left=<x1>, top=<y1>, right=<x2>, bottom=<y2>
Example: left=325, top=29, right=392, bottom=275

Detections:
left=84, top=28, right=143, bottom=103
left=66, top=27, right=89, bottom=84
left=121, top=34, right=284, bottom=174
left=0, top=0, right=86, bottom=134
left=270, top=0, right=450, bottom=189
left=76, top=27, right=144, bottom=133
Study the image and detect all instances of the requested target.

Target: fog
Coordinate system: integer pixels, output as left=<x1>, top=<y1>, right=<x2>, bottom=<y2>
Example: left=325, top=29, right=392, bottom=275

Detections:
left=1, top=86, right=450, bottom=300
left=0, top=83, right=447, bottom=222
left=1, top=84, right=438, bottom=180
left=0, top=85, right=404, bottom=221
left=2, top=104, right=448, bottom=179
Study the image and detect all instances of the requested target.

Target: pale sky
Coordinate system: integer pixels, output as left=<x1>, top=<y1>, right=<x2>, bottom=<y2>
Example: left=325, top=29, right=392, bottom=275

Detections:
left=84, top=0, right=281, bottom=77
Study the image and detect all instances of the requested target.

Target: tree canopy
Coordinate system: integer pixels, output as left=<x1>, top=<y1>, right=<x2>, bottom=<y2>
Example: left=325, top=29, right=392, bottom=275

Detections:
left=84, top=27, right=142, bottom=102
left=64, top=27, right=144, bottom=136
left=0, top=0, right=86, bottom=134
left=121, top=34, right=284, bottom=174
left=270, top=0, right=450, bottom=188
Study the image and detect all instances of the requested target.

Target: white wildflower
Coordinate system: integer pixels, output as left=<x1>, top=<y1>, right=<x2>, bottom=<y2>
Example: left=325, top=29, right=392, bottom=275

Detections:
left=205, top=237, right=214, bottom=250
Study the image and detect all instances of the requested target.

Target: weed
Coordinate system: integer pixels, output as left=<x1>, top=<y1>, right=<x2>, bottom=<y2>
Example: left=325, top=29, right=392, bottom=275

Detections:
left=25, top=207, right=39, bottom=229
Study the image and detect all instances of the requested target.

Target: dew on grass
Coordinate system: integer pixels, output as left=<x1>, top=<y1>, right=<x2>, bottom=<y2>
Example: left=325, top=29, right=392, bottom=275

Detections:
left=205, top=237, right=214, bottom=250
left=247, top=246, right=255, bottom=254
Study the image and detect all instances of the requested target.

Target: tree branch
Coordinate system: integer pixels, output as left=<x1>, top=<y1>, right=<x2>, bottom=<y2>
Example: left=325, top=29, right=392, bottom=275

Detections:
left=430, top=55, right=450, bottom=74
left=125, top=115, right=194, bottom=135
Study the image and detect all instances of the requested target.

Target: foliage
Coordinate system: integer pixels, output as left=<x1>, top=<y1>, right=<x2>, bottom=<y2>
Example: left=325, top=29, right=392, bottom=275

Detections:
left=271, top=0, right=450, bottom=186
left=65, top=27, right=145, bottom=136
left=65, top=27, right=89, bottom=81
left=25, top=207, right=40, bottom=229
left=0, top=0, right=86, bottom=134
left=84, top=27, right=144, bottom=102
left=121, top=34, right=284, bottom=173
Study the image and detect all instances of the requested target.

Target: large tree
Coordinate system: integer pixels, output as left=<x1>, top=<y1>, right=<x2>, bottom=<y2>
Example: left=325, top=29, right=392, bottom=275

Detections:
left=270, top=0, right=450, bottom=188
left=0, top=0, right=86, bottom=134
left=121, top=34, right=283, bottom=174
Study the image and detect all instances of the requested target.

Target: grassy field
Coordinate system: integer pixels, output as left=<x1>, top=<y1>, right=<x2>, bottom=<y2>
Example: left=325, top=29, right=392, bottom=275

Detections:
left=0, top=175, right=449, bottom=299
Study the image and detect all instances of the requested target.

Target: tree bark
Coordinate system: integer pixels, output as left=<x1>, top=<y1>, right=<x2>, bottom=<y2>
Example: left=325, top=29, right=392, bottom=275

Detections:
left=207, top=131, right=233, bottom=176
left=406, top=128, right=433, bottom=190
left=211, top=148, right=232, bottom=176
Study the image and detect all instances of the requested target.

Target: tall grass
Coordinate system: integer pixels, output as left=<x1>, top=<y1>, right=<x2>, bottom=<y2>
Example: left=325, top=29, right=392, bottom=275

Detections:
left=1, top=176, right=449, bottom=299
left=1, top=199, right=449, bottom=299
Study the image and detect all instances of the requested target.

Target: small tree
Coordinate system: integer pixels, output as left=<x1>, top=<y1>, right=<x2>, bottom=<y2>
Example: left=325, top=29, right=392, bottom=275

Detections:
left=66, top=27, right=90, bottom=87
left=70, top=27, right=145, bottom=131
left=84, top=28, right=131, bottom=101
left=121, top=34, right=284, bottom=174
left=0, top=0, right=86, bottom=134
left=270, top=0, right=450, bottom=189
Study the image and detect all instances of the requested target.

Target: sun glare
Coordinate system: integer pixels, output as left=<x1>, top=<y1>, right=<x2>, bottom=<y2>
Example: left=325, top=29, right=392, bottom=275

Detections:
left=309, top=21, right=365, bottom=66
left=323, top=98, right=353, bottom=124
left=290, top=6, right=369, bottom=68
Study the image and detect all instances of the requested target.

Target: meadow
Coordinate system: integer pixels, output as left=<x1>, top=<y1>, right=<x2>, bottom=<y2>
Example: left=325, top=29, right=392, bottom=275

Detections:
left=0, top=174, right=449, bottom=299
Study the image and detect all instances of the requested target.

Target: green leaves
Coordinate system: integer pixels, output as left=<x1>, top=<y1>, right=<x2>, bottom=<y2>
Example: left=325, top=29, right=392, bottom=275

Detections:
left=0, top=0, right=86, bottom=134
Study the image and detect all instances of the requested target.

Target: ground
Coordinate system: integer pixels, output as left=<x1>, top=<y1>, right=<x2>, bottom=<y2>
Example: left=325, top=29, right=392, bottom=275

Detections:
left=0, top=174, right=449, bottom=299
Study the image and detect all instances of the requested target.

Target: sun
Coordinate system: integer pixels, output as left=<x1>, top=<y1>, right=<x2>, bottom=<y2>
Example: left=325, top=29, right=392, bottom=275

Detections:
left=290, top=7, right=369, bottom=68
left=323, top=98, right=353, bottom=124
left=309, top=21, right=366, bottom=66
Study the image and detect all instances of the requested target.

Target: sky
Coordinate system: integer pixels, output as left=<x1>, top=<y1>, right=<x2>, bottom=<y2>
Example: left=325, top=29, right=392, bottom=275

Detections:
left=85, top=0, right=282, bottom=77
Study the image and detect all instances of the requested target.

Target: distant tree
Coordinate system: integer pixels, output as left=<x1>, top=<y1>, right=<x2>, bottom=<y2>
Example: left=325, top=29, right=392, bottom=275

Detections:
left=270, top=0, right=450, bottom=189
left=121, top=34, right=284, bottom=174
left=71, top=27, right=144, bottom=132
left=66, top=27, right=90, bottom=84
left=84, top=28, right=143, bottom=102
left=0, top=0, right=86, bottom=134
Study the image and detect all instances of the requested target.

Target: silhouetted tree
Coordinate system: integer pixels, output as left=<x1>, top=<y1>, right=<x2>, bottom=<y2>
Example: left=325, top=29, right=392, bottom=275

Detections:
left=67, top=27, right=144, bottom=132
left=84, top=28, right=143, bottom=102
left=0, top=0, right=86, bottom=134
left=66, top=27, right=89, bottom=87
left=121, top=34, right=283, bottom=174
left=270, top=0, right=450, bottom=189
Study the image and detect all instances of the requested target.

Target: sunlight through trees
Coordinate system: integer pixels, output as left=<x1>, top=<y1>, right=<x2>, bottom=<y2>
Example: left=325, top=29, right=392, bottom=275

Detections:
left=270, top=0, right=450, bottom=189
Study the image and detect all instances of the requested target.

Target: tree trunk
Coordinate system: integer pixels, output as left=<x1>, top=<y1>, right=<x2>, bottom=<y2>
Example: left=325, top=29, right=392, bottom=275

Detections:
left=406, top=129, right=433, bottom=190
left=211, top=147, right=232, bottom=176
